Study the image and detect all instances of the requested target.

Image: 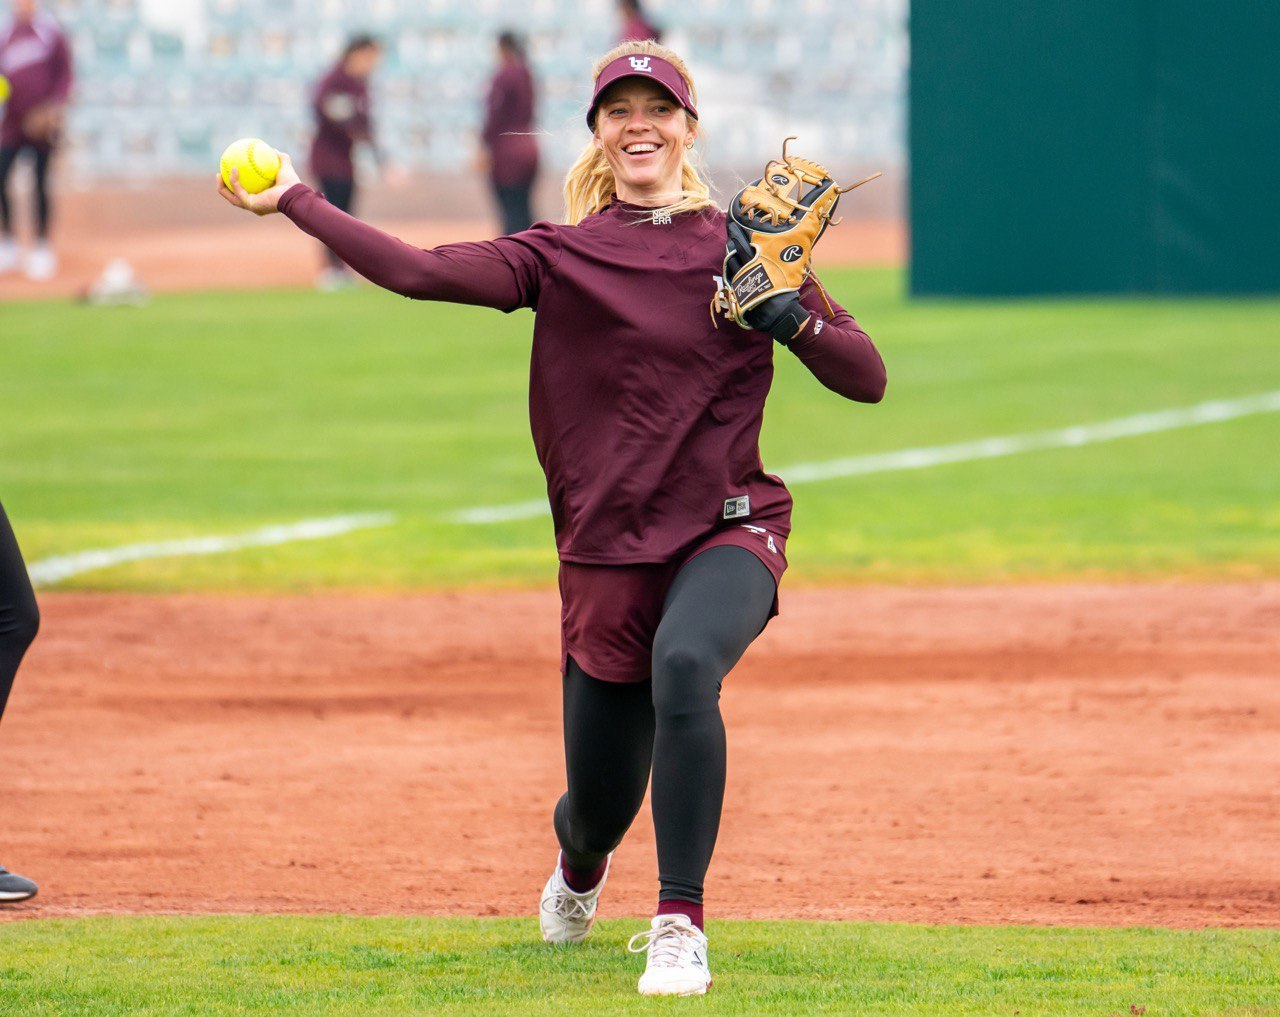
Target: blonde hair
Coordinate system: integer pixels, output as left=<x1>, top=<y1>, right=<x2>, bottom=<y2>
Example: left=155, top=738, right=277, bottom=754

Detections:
left=563, top=40, right=716, bottom=226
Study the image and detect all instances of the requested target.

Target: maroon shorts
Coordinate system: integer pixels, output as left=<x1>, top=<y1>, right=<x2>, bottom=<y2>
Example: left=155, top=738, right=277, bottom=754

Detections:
left=558, top=522, right=788, bottom=684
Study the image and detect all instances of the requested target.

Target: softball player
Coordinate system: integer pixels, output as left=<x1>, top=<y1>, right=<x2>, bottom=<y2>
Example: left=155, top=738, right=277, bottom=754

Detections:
left=0, top=501, right=39, bottom=903
left=0, top=0, right=74, bottom=280
left=308, top=34, right=386, bottom=291
left=219, top=39, right=886, bottom=996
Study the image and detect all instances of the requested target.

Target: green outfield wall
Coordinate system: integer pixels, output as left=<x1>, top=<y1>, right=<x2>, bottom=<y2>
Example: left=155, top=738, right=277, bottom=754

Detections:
left=908, top=1, right=1280, bottom=295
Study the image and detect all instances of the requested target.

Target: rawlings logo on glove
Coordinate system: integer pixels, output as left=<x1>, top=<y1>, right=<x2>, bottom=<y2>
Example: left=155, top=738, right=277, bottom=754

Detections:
left=712, top=138, right=880, bottom=344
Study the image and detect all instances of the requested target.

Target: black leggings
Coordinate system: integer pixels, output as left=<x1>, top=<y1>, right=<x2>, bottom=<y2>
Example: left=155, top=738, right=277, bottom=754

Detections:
left=553, top=545, right=776, bottom=905
left=0, top=503, right=40, bottom=725
left=0, top=144, right=53, bottom=240
left=491, top=182, right=534, bottom=237
left=317, top=175, right=355, bottom=268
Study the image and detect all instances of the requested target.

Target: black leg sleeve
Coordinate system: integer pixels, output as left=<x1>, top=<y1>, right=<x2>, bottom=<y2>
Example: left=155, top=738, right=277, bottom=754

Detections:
left=32, top=147, right=51, bottom=240
left=553, top=657, right=655, bottom=871
left=317, top=176, right=356, bottom=268
left=649, top=545, right=776, bottom=905
left=0, top=146, right=20, bottom=235
left=0, top=503, right=40, bottom=725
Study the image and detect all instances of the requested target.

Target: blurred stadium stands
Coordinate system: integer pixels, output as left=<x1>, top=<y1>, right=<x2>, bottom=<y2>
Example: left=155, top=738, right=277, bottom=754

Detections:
left=51, top=0, right=905, bottom=202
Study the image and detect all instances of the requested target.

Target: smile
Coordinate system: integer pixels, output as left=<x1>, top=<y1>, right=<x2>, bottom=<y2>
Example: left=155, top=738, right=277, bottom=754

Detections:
left=623, top=142, right=661, bottom=156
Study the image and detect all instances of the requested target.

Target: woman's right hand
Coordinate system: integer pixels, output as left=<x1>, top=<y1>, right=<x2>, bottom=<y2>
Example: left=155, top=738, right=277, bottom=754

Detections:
left=216, top=151, right=302, bottom=216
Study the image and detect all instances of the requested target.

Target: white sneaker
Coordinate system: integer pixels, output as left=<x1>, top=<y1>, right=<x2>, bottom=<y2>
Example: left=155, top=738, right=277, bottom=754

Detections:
left=314, top=266, right=355, bottom=292
left=628, top=914, right=712, bottom=997
left=24, top=243, right=57, bottom=281
left=0, top=236, right=20, bottom=274
left=539, top=852, right=610, bottom=945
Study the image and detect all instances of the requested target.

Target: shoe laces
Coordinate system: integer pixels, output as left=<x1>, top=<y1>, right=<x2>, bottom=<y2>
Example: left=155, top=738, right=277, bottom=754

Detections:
left=627, top=917, right=703, bottom=967
left=541, top=874, right=595, bottom=923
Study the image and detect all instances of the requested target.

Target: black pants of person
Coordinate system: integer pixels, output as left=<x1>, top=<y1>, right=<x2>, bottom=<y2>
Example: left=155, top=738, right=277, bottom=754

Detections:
left=0, top=144, right=53, bottom=240
left=0, top=503, right=40, bottom=726
left=553, top=545, right=776, bottom=905
left=318, top=175, right=356, bottom=269
left=491, top=182, right=533, bottom=237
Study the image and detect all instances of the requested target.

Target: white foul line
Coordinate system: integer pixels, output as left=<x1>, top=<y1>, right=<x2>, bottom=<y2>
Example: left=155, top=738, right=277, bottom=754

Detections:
left=24, top=389, right=1280, bottom=582
left=453, top=499, right=553, bottom=525
left=449, top=389, right=1280, bottom=524
left=28, top=513, right=398, bottom=587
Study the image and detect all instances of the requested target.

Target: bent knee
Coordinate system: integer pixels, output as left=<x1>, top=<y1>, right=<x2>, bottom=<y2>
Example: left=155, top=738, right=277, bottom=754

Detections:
left=0, top=596, right=39, bottom=651
left=651, top=643, right=723, bottom=719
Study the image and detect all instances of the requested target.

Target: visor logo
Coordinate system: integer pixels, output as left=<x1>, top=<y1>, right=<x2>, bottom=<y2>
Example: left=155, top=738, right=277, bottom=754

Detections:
left=629, top=56, right=652, bottom=71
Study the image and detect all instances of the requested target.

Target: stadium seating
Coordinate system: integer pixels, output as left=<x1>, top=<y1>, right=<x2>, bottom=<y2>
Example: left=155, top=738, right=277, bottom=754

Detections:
left=52, top=0, right=905, bottom=182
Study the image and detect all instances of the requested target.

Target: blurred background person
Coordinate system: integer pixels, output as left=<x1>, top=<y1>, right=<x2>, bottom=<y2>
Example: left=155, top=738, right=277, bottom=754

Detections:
left=617, top=0, right=662, bottom=44
left=476, top=30, right=538, bottom=237
left=0, top=500, right=39, bottom=905
left=308, top=34, right=401, bottom=291
left=0, top=0, right=72, bottom=281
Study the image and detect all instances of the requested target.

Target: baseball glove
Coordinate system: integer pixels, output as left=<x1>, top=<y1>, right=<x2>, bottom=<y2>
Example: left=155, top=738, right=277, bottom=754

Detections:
left=711, top=138, right=880, bottom=343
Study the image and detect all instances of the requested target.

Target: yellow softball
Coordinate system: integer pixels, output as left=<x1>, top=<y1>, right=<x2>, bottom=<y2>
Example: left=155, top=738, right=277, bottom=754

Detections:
left=219, top=138, right=281, bottom=194
left=0, top=75, right=11, bottom=103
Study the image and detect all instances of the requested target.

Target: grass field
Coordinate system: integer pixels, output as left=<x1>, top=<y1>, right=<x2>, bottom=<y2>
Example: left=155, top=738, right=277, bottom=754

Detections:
left=2, top=917, right=1276, bottom=1016
left=2, top=268, right=1278, bottom=590
left=3, top=272, right=1278, bottom=1015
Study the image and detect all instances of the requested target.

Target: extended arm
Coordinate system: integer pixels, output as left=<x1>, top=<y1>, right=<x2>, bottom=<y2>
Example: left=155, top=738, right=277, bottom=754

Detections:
left=780, top=274, right=887, bottom=403
left=217, top=158, right=553, bottom=311
left=278, top=185, right=535, bottom=307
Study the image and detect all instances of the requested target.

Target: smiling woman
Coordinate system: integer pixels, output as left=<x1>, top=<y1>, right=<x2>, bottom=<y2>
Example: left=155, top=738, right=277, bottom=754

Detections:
left=215, top=36, right=886, bottom=998
left=562, top=43, right=710, bottom=223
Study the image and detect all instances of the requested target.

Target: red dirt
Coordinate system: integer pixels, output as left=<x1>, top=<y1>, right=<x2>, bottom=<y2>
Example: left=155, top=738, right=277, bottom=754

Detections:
left=2, top=583, right=1277, bottom=926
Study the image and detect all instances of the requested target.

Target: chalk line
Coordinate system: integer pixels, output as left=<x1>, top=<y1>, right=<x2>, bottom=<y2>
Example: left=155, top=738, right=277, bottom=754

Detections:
left=27, top=389, right=1280, bottom=580
left=449, top=389, right=1280, bottom=524
left=28, top=513, right=398, bottom=587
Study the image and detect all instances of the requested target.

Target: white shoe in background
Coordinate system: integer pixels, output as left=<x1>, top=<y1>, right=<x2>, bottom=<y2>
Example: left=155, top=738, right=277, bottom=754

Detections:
left=24, top=243, right=57, bottom=281
left=315, top=266, right=356, bottom=292
left=628, top=914, right=712, bottom=996
left=0, top=236, right=21, bottom=274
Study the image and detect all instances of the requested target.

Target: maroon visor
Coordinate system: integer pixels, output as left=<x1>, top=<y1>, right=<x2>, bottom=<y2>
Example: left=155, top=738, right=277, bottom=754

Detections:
left=587, top=54, right=698, bottom=128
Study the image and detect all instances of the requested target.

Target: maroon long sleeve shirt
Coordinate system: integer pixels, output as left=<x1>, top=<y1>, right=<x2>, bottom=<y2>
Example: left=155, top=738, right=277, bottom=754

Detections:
left=308, top=65, right=373, bottom=181
left=481, top=59, right=538, bottom=188
left=278, top=185, right=886, bottom=565
left=0, top=12, right=73, bottom=149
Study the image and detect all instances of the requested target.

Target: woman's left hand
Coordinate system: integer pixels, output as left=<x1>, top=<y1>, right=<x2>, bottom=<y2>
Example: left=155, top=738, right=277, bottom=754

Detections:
left=216, top=152, right=302, bottom=217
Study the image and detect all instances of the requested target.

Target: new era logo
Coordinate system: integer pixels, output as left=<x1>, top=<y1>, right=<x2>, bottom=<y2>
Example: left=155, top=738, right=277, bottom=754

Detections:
left=723, top=495, right=750, bottom=519
left=629, top=56, right=652, bottom=71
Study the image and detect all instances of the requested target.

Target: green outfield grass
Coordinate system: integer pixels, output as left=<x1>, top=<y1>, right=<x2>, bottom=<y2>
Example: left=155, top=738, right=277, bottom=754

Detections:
left=1, top=916, right=1275, bottom=1015
left=2, top=269, right=1277, bottom=590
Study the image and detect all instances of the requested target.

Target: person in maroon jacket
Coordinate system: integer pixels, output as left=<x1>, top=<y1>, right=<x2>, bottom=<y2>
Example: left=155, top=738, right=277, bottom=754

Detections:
left=477, top=31, right=539, bottom=236
left=218, top=38, right=885, bottom=997
left=308, top=35, right=386, bottom=291
left=0, top=0, right=73, bottom=281
left=618, top=0, right=662, bottom=43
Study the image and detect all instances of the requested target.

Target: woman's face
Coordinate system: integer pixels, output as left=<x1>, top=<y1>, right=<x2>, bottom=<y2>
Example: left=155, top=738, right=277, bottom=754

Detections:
left=593, top=79, right=695, bottom=206
left=345, top=46, right=381, bottom=79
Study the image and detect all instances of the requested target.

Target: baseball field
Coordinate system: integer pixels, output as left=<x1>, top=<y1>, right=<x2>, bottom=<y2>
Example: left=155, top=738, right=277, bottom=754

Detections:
left=2, top=267, right=1278, bottom=1013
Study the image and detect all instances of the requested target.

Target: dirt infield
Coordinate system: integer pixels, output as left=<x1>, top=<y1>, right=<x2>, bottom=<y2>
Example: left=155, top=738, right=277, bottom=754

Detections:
left=2, top=583, right=1277, bottom=927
